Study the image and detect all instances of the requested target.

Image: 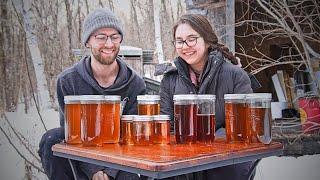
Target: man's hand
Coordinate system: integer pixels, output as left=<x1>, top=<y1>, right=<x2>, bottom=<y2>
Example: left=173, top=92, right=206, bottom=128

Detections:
left=92, top=171, right=109, bottom=180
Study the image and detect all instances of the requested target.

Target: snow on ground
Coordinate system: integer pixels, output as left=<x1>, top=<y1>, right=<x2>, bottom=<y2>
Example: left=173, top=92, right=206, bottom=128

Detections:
left=1, top=103, right=319, bottom=179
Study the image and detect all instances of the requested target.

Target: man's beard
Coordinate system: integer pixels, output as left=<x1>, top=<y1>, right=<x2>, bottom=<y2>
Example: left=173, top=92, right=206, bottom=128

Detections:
left=91, top=47, right=119, bottom=65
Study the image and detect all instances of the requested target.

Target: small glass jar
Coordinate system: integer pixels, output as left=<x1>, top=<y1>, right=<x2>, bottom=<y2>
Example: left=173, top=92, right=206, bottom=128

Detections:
left=173, top=94, right=198, bottom=144
left=80, top=95, right=105, bottom=147
left=121, top=115, right=135, bottom=145
left=224, top=94, right=247, bottom=143
left=101, top=95, right=121, bottom=144
left=132, top=115, right=154, bottom=145
left=197, top=94, right=216, bottom=143
left=64, top=96, right=82, bottom=144
left=137, top=95, right=160, bottom=115
left=245, top=93, right=272, bottom=144
left=153, top=115, right=171, bottom=145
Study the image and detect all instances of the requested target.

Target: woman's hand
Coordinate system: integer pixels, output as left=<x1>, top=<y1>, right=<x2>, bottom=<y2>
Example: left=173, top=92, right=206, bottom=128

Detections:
left=92, top=171, right=109, bottom=180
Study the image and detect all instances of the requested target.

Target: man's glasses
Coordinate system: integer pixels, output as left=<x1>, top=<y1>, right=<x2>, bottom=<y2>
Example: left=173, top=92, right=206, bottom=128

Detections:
left=94, top=34, right=122, bottom=44
left=173, top=36, right=200, bottom=49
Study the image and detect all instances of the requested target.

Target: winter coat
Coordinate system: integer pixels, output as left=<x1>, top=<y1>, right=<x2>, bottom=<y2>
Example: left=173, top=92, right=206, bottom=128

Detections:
left=159, top=50, right=252, bottom=130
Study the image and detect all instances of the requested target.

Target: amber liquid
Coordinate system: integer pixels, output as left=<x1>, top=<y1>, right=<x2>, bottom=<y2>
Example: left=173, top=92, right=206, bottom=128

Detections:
left=197, top=114, right=215, bottom=143
left=153, top=121, right=170, bottom=145
left=81, top=104, right=103, bottom=146
left=138, top=104, right=160, bottom=115
left=100, top=103, right=120, bottom=143
left=133, top=121, right=153, bottom=145
left=121, top=121, right=134, bottom=145
left=225, top=103, right=247, bottom=143
left=246, top=107, right=271, bottom=143
left=65, top=104, right=81, bottom=144
left=174, top=104, right=197, bottom=144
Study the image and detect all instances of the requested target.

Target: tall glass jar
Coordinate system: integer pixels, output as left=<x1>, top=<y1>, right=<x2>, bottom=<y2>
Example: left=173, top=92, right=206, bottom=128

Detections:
left=64, top=95, right=82, bottom=144
left=246, top=93, right=272, bottom=144
left=80, top=95, right=105, bottom=147
left=137, top=95, right=160, bottom=115
left=132, top=115, right=154, bottom=145
left=196, top=94, right=216, bottom=143
left=101, top=95, right=121, bottom=144
left=121, top=115, right=135, bottom=145
left=153, top=115, right=171, bottom=145
left=224, top=94, right=247, bottom=143
left=173, top=94, right=198, bottom=144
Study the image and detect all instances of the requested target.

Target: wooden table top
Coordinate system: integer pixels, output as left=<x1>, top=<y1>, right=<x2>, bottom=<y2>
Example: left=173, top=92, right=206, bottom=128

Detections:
left=52, top=139, right=283, bottom=172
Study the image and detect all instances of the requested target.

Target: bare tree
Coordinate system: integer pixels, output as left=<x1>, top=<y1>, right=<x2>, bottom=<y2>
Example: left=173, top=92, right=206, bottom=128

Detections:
left=235, top=0, right=320, bottom=95
left=153, top=0, right=165, bottom=63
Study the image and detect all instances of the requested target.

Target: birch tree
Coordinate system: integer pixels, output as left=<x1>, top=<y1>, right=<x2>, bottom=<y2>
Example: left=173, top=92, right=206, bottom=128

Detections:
left=153, top=0, right=165, bottom=63
left=12, top=0, right=50, bottom=130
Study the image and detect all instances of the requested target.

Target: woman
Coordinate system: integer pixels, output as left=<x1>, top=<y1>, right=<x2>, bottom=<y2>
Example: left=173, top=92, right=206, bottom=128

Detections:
left=159, top=14, right=254, bottom=180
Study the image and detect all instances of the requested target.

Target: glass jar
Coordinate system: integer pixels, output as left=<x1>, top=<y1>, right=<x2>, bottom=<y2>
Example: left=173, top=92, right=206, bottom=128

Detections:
left=224, top=94, right=247, bottom=143
left=137, top=95, right=160, bottom=115
left=173, top=94, right=198, bottom=144
left=153, top=115, right=171, bottom=145
left=101, top=95, right=121, bottom=144
left=80, top=95, right=105, bottom=146
left=121, top=115, right=135, bottom=145
left=197, top=94, right=216, bottom=143
left=132, top=115, right=154, bottom=145
left=246, top=93, right=272, bottom=144
left=64, top=95, right=82, bottom=144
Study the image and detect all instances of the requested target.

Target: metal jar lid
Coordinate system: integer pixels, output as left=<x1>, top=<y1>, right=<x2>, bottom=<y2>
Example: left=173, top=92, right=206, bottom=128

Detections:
left=133, top=115, right=153, bottom=122
left=224, top=94, right=246, bottom=100
left=79, top=95, right=105, bottom=104
left=121, top=115, right=136, bottom=121
left=64, top=95, right=82, bottom=104
left=246, top=93, right=272, bottom=100
left=153, top=115, right=170, bottom=121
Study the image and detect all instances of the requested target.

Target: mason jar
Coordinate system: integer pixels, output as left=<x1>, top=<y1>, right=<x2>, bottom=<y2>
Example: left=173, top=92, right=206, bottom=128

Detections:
left=132, top=115, right=154, bottom=145
left=173, top=94, right=198, bottom=144
left=246, top=93, right=272, bottom=144
left=224, top=94, right=247, bottom=143
left=137, top=95, right=160, bottom=115
left=64, top=95, right=82, bottom=144
left=153, top=115, right=171, bottom=145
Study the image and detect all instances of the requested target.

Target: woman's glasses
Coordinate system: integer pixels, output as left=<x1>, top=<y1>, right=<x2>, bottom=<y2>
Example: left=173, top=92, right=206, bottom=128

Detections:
left=172, top=36, right=200, bottom=49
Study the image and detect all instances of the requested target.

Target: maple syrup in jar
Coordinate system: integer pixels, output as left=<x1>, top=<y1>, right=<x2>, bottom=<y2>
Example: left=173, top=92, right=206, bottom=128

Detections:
left=121, top=115, right=135, bottom=145
left=174, top=94, right=198, bottom=144
left=224, top=94, right=247, bottom=143
left=80, top=95, right=105, bottom=147
left=101, top=95, right=121, bottom=144
left=137, top=95, right=160, bottom=115
left=132, top=115, right=154, bottom=145
left=197, top=94, right=216, bottom=143
left=153, top=115, right=171, bottom=145
left=64, top=96, right=82, bottom=144
left=246, top=93, right=272, bottom=144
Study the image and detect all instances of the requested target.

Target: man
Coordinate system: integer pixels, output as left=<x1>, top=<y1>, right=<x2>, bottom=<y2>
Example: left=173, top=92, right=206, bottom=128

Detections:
left=38, top=8, right=146, bottom=180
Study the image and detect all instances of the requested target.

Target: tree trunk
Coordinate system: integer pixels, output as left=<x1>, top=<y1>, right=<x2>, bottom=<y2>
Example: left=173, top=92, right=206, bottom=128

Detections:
left=12, top=0, right=51, bottom=111
left=153, top=0, right=165, bottom=63
left=64, top=0, right=74, bottom=63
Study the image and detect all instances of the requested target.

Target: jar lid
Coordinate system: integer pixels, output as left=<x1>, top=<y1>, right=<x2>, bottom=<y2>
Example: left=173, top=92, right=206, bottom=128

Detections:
left=224, top=94, right=246, bottom=100
left=104, top=95, right=121, bottom=101
left=64, top=95, right=82, bottom=103
left=197, top=94, right=216, bottom=100
left=173, top=94, right=198, bottom=101
left=80, top=95, right=105, bottom=103
left=246, top=93, right=272, bottom=100
left=137, top=95, right=160, bottom=101
left=153, top=115, right=170, bottom=121
left=133, top=115, right=153, bottom=121
left=121, top=115, right=136, bottom=121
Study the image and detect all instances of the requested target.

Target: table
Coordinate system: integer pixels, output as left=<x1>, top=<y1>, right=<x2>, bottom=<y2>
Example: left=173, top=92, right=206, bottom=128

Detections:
left=52, top=139, right=283, bottom=179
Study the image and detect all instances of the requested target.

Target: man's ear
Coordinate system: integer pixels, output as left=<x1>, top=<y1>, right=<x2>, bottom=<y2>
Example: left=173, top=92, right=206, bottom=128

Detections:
left=85, top=43, right=90, bottom=48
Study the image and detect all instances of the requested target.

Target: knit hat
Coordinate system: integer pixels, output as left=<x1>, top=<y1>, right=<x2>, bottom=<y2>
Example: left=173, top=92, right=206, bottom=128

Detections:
left=82, top=8, right=123, bottom=45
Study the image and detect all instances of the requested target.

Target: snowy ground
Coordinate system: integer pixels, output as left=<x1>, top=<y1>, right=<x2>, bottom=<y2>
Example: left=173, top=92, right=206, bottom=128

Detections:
left=0, top=103, right=319, bottom=180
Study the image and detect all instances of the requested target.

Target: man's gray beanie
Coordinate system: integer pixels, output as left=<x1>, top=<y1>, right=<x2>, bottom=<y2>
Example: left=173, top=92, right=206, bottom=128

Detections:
left=82, top=8, right=123, bottom=45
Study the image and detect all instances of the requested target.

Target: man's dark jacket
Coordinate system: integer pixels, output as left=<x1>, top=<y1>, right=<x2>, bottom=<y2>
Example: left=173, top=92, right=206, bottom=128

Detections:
left=39, top=55, right=146, bottom=180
